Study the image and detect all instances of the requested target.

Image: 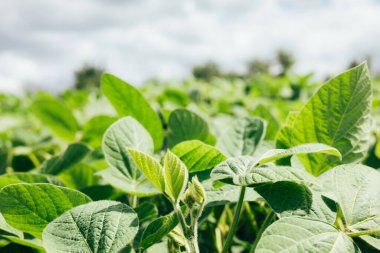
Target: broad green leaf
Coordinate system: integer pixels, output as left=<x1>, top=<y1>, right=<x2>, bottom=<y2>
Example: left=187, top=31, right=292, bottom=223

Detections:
left=252, top=104, right=280, bottom=140
left=0, top=172, right=64, bottom=189
left=320, top=164, right=380, bottom=226
left=172, top=140, right=227, bottom=172
left=140, top=212, right=178, bottom=250
left=164, top=150, right=188, bottom=202
left=40, top=142, right=90, bottom=175
left=103, top=116, right=153, bottom=179
left=211, top=156, right=318, bottom=186
left=30, top=97, right=78, bottom=141
left=255, top=181, right=337, bottom=224
left=0, top=183, right=91, bottom=238
left=81, top=115, right=117, bottom=148
left=255, top=217, right=360, bottom=253
left=289, top=63, right=372, bottom=175
left=216, top=117, right=265, bottom=157
left=167, top=109, right=209, bottom=147
left=102, top=74, right=163, bottom=150
left=97, top=168, right=160, bottom=197
left=128, top=149, right=165, bottom=192
left=320, top=164, right=380, bottom=249
left=134, top=203, right=158, bottom=223
left=58, top=163, right=99, bottom=190
left=257, top=143, right=342, bottom=164
left=43, top=200, right=139, bottom=253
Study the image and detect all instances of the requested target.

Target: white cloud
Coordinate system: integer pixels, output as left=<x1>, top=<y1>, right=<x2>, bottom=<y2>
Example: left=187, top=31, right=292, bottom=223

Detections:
left=0, top=0, right=380, bottom=93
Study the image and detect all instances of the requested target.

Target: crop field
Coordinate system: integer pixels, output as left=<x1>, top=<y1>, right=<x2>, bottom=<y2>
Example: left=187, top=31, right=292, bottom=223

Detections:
left=0, top=62, right=380, bottom=253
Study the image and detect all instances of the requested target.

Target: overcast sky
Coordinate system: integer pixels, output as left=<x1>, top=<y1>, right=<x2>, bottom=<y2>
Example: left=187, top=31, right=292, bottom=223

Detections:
left=1, top=0, right=380, bottom=93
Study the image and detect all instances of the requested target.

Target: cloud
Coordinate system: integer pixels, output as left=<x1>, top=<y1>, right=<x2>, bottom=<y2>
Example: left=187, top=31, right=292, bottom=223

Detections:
left=0, top=0, right=379, bottom=93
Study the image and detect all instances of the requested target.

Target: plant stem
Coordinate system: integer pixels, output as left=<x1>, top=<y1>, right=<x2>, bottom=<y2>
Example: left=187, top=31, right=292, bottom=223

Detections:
left=221, top=186, right=246, bottom=253
left=28, top=152, right=40, bottom=168
left=347, top=229, right=380, bottom=237
left=131, top=195, right=138, bottom=208
left=250, top=210, right=275, bottom=253
left=173, top=204, right=200, bottom=253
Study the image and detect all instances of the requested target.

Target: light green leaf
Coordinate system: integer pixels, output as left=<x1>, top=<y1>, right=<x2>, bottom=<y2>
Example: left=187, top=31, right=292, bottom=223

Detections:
left=128, top=149, right=165, bottom=192
left=43, top=200, right=139, bottom=253
left=0, top=183, right=91, bottom=238
left=164, top=150, right=188, bottom=202
left=40, top=142, right=90, bottom=175
left=140, top=212, right=178, bottom=250
left=103, top=116, right=153, bottom=179
left=216, top=117, right=265, bottom=157
left=102, top=74, right=163, bottom=151
left=81, top=115, right=117, bottom=148
left=320, top=164, right=380, bottom=226
left=289, top=63, right=372, bottom=175
left=211, top=156, right=318, bottom=187
left=252, top=104, right=280, bottom=140
left=255, top=217, right=360, bottom=253
left=0, top=172, right=64, bottom=189
left=30, top=97, right=78, bottom=141
left=167, top=109, right=209, bottom=147
left=172, top=140, right=226, bottom=173
left=257, top=143, right=342, bottom=164
left=97, top=168, right=160, bottom=197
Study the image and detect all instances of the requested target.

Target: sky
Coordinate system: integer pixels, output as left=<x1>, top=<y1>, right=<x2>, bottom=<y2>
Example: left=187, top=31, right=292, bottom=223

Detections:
left=0, top=0, right=380, bottom=93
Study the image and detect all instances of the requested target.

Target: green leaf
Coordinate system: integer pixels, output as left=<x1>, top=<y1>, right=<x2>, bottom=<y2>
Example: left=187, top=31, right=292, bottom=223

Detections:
left=30, top=97, right=78, bottom=141
left=167, top=109, right=209, bottom=147
left=211, top=156, right=318, bottom=187
left=43, top=200, right=139, bottom=253
left=257, top=143, right=342, bottom=164
left=255, top=217, right=360, bottom=253
left=216, top=117, right=265, bottom=157
left=320, top=164, right=380, bottom=249
left=288, top=63, right=372, bottom=175
left=0, top=183, right=91, bottom=238
left=255, top=182, right=337, bottom=224
left=128, top=149, right=165, bottom=192
left=103, top=116, right=153, bottom=179
left=97, top=168, right=160, bottom=197
left=252, top=104, right=280, bottom=140
left=140, top=212, right=178, bottom=250
left=81, top=115, right=117, bottom=148
left=172, top=140, right=227, bottom=172
left=40, top=142, right=90, bottom=175
left=320, top=164, right=380, bottom=226
left=58, top=163, right=99, bottom=190
left=164, top=150, right=188, bottom=202
left=134, top=203, right=158, bottom=223
left=0, top=172, right=64, bottom=189
left=102, top=74, right=163, bottom=151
